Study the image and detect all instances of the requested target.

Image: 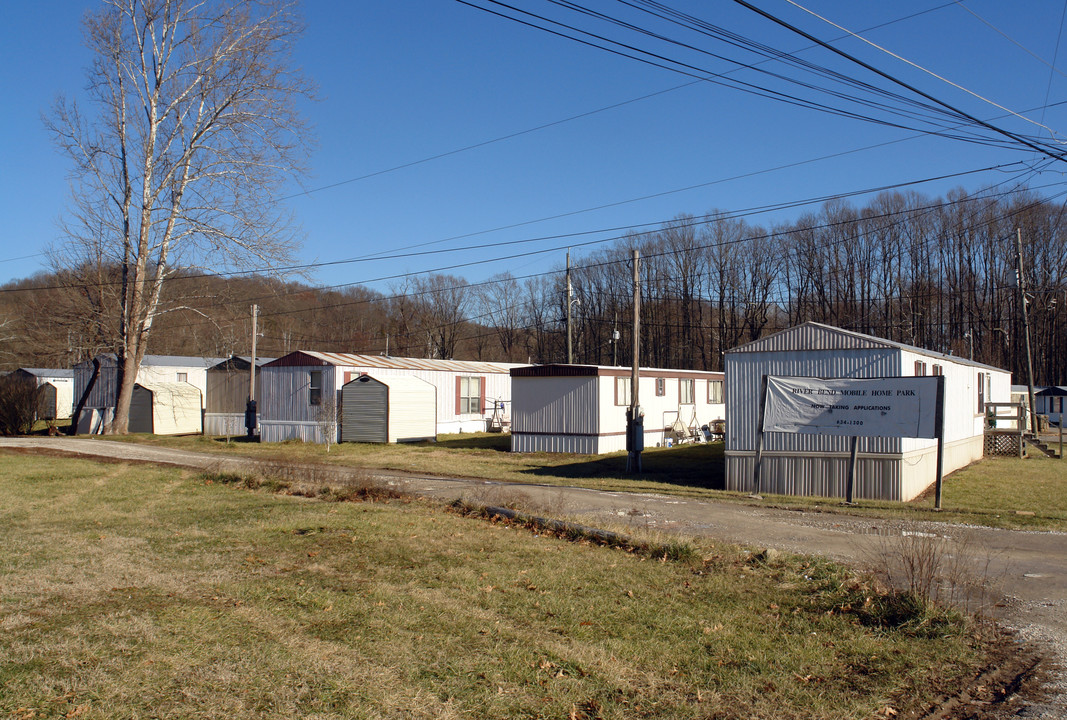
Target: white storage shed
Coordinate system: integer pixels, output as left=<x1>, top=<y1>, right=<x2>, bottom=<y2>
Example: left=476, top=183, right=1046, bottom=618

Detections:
left=724, top=322, right=1012, bottom=502
left=12, top=368, right=74, bottom=420
left=341, top=374, right=437, bottom=444
left=128, top=382, right=203, bottom=435
left=259, top=351, right=526, bottom=444
left=510, top=364, right=726, bottom=454
left=73, top=354, right=224, bottom=433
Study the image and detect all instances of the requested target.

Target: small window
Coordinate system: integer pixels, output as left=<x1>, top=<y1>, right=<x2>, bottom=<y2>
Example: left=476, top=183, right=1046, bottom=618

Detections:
left=977, top=372, right=985, bottom=413
left=655, top=378, right=666, bottom=397
left=707, top=380, right=724, bottom=404
left=176, top=372, right=188, bottom=383
left=931, top=365, right=942, bottom=376
left=309, top=370, right=322, bottom=406
left=914, top=360, right=927, bottom=376
left=458, top=376, right=482, bottom=414
left=680, top=378, right=694, bottom=405
left=615, top=377, right=631, bottom=406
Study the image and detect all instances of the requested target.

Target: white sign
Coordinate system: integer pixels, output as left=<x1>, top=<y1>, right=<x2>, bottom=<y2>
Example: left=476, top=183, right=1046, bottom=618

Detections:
left=762, top=376, right=941, bottom=439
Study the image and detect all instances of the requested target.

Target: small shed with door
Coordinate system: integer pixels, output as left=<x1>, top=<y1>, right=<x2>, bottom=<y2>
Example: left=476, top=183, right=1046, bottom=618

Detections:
left=510, top=364, right=726, bottom=454
left=341, top=374, right=436, bottom=444
left=204, top=355, right=274, bottom=436
left=12, top=368, right=74, bottom=420
left=259, top=351, right=526, bottom=444
left=72, top=354, right=224, bottom=433
left=724, top=322, right=1012, bottom=502
left=128, top=382, right=203, bottom=435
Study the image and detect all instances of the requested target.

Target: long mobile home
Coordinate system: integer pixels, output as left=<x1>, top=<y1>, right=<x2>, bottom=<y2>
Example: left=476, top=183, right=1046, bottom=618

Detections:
left=510, top=364, right=725, bottom=454
left=259, top=351, right=525, bottom=443
left=725, top=322, right=1011, bottom=501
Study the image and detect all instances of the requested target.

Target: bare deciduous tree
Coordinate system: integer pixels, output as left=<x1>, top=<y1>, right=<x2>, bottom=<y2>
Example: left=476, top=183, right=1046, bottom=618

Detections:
left=47, top=0, right=313, bottom=433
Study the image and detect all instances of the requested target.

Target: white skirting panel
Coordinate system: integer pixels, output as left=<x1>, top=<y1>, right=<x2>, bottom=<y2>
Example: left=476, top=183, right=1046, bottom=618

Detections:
left=204, top=413, right=246, bottom=436
left=260, top=420, right=335, bottom=444
left=511, top=433, right=600, bottom=454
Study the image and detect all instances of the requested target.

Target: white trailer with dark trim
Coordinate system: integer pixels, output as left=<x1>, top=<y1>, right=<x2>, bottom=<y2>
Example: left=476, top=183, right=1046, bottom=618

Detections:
left=510, top=363, right=725, bottom=454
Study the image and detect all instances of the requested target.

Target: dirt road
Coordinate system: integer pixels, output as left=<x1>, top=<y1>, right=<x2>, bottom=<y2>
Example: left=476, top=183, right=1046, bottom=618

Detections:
left=3, top=436, right=1065, bottom=717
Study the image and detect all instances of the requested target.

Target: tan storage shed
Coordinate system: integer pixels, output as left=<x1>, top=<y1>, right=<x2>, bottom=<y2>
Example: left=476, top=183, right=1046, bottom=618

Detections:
left=128, top=382, right=203, bottom=435
left=341, top=374, right=436, bottom=444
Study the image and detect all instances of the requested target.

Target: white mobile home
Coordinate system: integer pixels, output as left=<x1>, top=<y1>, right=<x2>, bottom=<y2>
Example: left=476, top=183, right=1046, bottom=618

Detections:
left=725, top=322, right=1012, bottom=502
left=341, top=374, right=437, bottom=444
left=510, top=364, right=726, bottom=454
left=73, top=354, right=224, bottom=433
left=129, top=382, right=203, bottom=435
left=259, top=351, right=525, bottom=444
left=1035, top=386, right=1066, bottom=426
left=12, top=368, right=74, bottom=420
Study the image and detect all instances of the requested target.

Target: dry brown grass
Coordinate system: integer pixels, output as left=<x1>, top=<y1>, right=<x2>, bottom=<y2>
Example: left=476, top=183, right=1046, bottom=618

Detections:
left=0, top=452, right=1008, bottom=720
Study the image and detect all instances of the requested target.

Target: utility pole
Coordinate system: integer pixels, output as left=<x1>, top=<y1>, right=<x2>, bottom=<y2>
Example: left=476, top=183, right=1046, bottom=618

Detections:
left=1017, top=228, right=1038, bottom=435
left=246, top=304, right=259, bottom=438
left=566, top=250, right=573, bottom=364
left=626, top=249, right=643, bottom=473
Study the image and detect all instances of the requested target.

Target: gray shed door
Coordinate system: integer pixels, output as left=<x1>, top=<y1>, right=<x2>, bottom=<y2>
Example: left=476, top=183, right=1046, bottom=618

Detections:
left=129, top=386, right=154, bottom=434
left=342, top=376, right=387, bottom=443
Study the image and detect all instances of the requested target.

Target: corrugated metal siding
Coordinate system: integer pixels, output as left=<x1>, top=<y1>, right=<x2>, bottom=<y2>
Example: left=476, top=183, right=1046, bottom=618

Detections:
left=726, top=453, right=902, bottom=500
left=342, top=377, right=388, bottom=443
left=204, top=413, right=246, bottom=436
left=260, top=365, right=339, bottom=425
left=205, top=367, right=261, bottom=413
left=511, top=433, right=600, bottom=454
left=261, top=420, right=325, bottom=443
left=512, top=376, right=599, bottom=436
left=729, top=323, right=896, bottom=354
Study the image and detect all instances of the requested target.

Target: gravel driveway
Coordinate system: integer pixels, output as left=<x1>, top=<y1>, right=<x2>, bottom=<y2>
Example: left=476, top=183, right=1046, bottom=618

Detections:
left=3, top=436, right=1065, bottom=717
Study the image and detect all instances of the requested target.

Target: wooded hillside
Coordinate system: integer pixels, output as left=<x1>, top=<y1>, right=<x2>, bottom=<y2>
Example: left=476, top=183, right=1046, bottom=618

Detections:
left=2, top=188, right=1065, bottom=384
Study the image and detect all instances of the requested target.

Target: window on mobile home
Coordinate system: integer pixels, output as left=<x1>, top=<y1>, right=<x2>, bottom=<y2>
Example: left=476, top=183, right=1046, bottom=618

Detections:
left=458, top=376, right=482, bottom=414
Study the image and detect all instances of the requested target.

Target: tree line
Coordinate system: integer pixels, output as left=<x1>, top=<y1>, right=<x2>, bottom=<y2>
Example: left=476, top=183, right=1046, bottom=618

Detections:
left=2, top=187, right=1065, bottom=385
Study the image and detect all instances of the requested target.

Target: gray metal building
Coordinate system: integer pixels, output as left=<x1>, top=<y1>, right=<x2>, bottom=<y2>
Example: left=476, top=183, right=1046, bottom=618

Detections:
left=725, top=322, right=1012, bottom=501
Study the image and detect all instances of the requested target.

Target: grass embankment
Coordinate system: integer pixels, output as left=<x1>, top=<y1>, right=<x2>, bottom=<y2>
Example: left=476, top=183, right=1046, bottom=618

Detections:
left=100, top=431, right=1067, bottom=531
left=0, top=453, right=994, bottom=719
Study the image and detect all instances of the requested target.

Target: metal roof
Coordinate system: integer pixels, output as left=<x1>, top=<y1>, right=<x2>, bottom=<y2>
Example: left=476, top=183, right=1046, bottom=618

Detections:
left=17, top=368, right=73, bottom=378
left=264, top=350, right=525, bottom=375
left=209, top=355, right=276, bottom=371
left=726, top=321, right=1008, bottom=373
left=511, top=363, right=724, bottom=378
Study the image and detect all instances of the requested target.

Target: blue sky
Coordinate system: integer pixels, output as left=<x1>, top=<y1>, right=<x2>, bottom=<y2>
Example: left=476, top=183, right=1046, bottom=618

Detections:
left=3, top=1, right=1067, bottom=293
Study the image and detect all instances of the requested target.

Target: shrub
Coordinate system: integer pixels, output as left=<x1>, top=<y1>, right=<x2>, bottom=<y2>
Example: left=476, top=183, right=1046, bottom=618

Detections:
left=0, top=374, right=39, bottom=436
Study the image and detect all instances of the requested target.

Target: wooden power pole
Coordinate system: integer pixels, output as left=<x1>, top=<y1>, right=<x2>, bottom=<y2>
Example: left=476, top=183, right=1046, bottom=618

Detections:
left=1016, top=229, right=1038, bottom=434
left=566, top=250, right=573, bottom=364
left=626, top=249, right=642, bottom=473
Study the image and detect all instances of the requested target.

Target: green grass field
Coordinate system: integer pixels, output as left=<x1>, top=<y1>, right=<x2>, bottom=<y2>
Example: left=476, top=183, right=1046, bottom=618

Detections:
left=0, top=452, right=998, bottom=719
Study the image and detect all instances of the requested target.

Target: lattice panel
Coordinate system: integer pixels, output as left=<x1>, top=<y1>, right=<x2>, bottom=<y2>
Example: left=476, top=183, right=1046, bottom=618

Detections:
left=984, top=432, right=1021, bottom=457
